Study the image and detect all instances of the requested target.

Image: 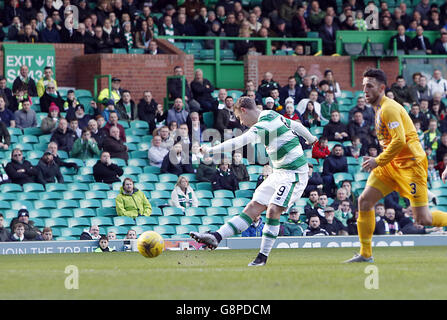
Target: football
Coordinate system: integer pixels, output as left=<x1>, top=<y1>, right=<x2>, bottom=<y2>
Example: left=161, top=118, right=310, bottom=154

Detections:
left=137, top=231, right=165, bottom=258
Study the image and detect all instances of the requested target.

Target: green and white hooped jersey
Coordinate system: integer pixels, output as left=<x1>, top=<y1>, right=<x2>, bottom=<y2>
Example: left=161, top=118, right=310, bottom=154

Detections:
left=251, top=110, right=308, bottom=171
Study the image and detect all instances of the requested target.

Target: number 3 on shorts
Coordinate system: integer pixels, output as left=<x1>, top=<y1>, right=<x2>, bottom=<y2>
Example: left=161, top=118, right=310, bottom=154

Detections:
left=410, top=183, right=416, bottom=195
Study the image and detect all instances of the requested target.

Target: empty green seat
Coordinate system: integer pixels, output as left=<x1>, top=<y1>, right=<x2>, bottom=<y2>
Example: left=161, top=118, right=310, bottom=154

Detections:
left=62, top=191, right=85, bottom=200
left=90, top=216, right=114, bottom=227
left=96, top=207, right=117, bottom=217
left=154, top=182, right=175, bottom=191
left=16, top=193, right=40, bottom=201
left=123, top=166, right=143, bottom=175
left=60, top=227, right=84, bottom=237
left=85, top=191, right=107, bottom=199
left=0, top=184, right=22, bottom=193
left=238, top=182, right=257, bottom=190
left=153, top=225, right=176, bottom=235
left=151, top=207, right=163, bottom=216
left=158, top=216, right=180, bottom=225
left=23, top=183, right=45, bottom=192
left=206, top=207, right=227, bottom=216
left=232, top=198, right=250, bottom=207
left=213, top=190, right=234, bottom=198
left=211, top=198, right=232, bottom=207
left=158, top=173, right=179, bottom=183
left=101, top=199, right=116, bottom=208
left=41, top=192, right=64, bottom=200
left=162, top=207, right=184, bottom=216
left=0, top=194, right=18, bottom=201
left=180, top=216, right=202, bottom=225
left=198, top=199, right=211, bottom=207
left=34, top=200, right=57, bottom=210
left=227, top=207, right=241, bottom=216
left=195, top=190, right=213, bottom=199
left=195, top=182, right=212, bottom=191
left=113, top=48, right=128, bottom=54
left=73, top=175, right=95, bottom=183
left=133, top=226, right=153, bottom=235
left=73, top=208, right=96, bottom=217
left=176, top=225, right=198, bottom=235
left=201, top=216, right=224, bottom=225
left=235, top=190, right=254, bottom=198
left=138, top=173, right=159, bottom=183
left=150, top=190, right=171, bottom=199
left=128, top=158, right=149, bottom=167
left=107, top=226, right=129, bottom=236
left=50, top=209, right=74, bottom=218
left=46, top=183, right=67, bottom=192
left=67, top=217, right=90, bottom=228
left=11, top=200, right=31, bottom=210
left=143, top=166, right=161, bottom=174
left=29, top=209, right=51, bottom=219
left=45, top=218, right=68, bottom=228
left=135, top=216, right=158, bottom=225
left=80, top=199, right=101, bottom=208
left=354, top=172, right=370, bottom=181
left=56, top=200, right=79, bottom=209
left=134, top=182, right=155, bottom=191
left=185, top=207, right=206, bottom=216
left=113, top=216, right=135, bottom=226
left=66, top=183, right=89, bottom=191
left=333, top=172, right=354, bottom=185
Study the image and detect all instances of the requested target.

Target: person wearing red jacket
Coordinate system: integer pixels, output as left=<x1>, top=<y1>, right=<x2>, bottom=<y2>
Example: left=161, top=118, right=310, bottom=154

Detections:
left=312, top=136, right=330, bottom=164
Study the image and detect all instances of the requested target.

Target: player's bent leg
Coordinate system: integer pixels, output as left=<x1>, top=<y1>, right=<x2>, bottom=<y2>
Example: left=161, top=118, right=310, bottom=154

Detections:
left=190, top=200, right=267, bottom=250
left=413, top=205, right=447, bottom=227
left=248, top=203, right=286, bottom=267
left=345, top=185, right=383, bottom=263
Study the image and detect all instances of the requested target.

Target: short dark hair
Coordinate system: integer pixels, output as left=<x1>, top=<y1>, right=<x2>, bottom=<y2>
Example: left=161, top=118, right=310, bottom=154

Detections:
left=363, top=68, right=387, bottom=86
left=234, top=96, right=256, bottom=111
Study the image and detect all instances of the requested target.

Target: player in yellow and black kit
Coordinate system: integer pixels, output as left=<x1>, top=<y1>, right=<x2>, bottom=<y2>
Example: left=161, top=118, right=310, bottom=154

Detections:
left=345, top=68, right=447, bottom=263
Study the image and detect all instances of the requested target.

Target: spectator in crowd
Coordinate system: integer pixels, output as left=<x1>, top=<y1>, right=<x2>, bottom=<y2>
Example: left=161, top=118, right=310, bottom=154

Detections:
left=80, top=224, right=101, bottom=240
left=103, top=111, right=126, bottom=142
left=211, top=158, right=239, bottom=192
left=341, top=180, right=357, bottom=209
left=320, top=91, right=339, bottom=122
left=423, top=118, right=441, bottom=153
left=36, top=151, right=64, bottom=185
left=205, top=21, right=228, bottom=49
left=187, top=111, right=206, bottom=144
left=300, top=100, right=321, bottom=128
left=391, top=75, right=414, bottom=108
left=410, top=25, right=432, bottom=54
left=242, top=215, right=264, bottom=237
left=389, top=24, right=412, bottom=54
left=102, top=125, right=129, bottom=161
left=93, top=151, right=123, bottom=184
left=296, top=89, right=321, bottom=119
left=319, top=14, right=339, bottom=55
left=125, top=229, right=137, bottom=240
left=5, top=148, right=39, bottom=185
left=69, top=118, right=82, bottom=139
left=0, top=78, right=14, bottom=113
left=161, top=142, right=194, bottom=175
left=40, top=16, right=61, bottom=43
left=87, top=119, right=107, bottom=150
left=433, top=32, right=447, bottom=55
left=303, top=163, right=323, bottom=197
left=428, top=158, right=441, bottom=186
left=190, top=69, right=215, bottom=113
left=50, top=118, right=77, bottom=152
left=230, top=151, right=249, bottom=182
left=10, top=208, right=42, bottom=241
left=312, top=136, right=331, bottom=164
left=234, top=28, right=257, bottom=59
left=14, top=98, right=37, bottom=129
left=196, top=155, right=218, bottom=182
left=290, top=6, right=309, bottom=37
left=46, top=141, right=79, bottom=171
left=374, top=202, right=386, bottom=222
left=331, top=186, right=354, bottom=211
left=322, top=144, right=348, bottom=197
left=0, top=214, right=11, bottom=242
left=303, top=214, right=329, bottom=236
left=148, top=135, right=169, bottom=168
left=0, top=119, right=11, bottom=151
left=347, top=111, right=374, bottom=147
left=409, top=103, right=429, bottom=131
left=42, top=227, right=53, bottom=241
left=256, top=164, right=272, bottom=188
left=137, top=91, right=166, bottom=133
left=115, top=177, right=152, bottom=218
left=95, top=235, right=116, bottom=252
left=36, top=66, right=57, bottom=98
left=281, top=207, right=307, bottom=236
left=304, top=189, right=322, bottom=220
left=375, top=207, right=403, bottom=235
left=320, top=206, right=348, bottom=235
left=412, top=75, right=432, bottom=104
left=98, top=77, right=123, bottom=105
left=8, top=223, right=27, bottom=242
left=157, top=125, right=174, bottom=150
left=322, top=110, right=350, bottom=142
left=334, top=199, right=354, bottom=228
left=115, top=90, right=136, bottom=121
left=348, top=95, right=375, bottom=126
left=170, top=175, right=199, bottom=211
left=12, top=65, right=37, bottom=97
left=40, top=104, right=60, bottom=134
left=70, top=128, right=101, bottom=159
left=167, top=98, right=189, bottom=126
left=428, top=69, right=447, bottom=98
left=173, top=123, right=191, bottom=148
left=73, top=105, right=91, bottom=130
left=258, top=72, right=280, bottom=99
left=215, top=96, right=245, bottom=140
left=167, top=66, right=200, bottom=113
left=63, top=90, right=81, bottom=121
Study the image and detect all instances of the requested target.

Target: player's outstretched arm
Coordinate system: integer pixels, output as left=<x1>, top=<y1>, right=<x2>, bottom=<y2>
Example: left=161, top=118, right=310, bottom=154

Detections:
left=202, top=129, right=258, bottom=155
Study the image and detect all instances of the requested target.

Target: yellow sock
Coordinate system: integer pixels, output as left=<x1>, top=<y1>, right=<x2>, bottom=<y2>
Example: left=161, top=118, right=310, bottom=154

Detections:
left=431, top=210, right=447, bottom=227
left=357, top=210, right=375, bottom=258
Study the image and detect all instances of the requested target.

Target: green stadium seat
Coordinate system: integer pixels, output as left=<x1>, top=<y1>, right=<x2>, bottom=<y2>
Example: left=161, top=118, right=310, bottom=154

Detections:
left=45, top=218, right=68, bottom=228
left=90, top=216, right=114, bottom=227
left=29, top=209, right=51, bottom=219
left=158, top=173, right=179, bottom=183
left=75, top=89, right=93, bottom=98
left=89, top=182, right=110, bottom=191
left=176, top=225, right=198, bottom=236
left=125, top=128, right=147, bottom=137
left=128, top=158, right=149, bottom=167
left=133, top=183, right=154, bottom=191
left=85, top=191, right=107, bottom=199
left=162, top=207, right=184, bottom=216
left=232, top=198, right=250, bottom=207
left=123, top=166, right=143, bottom=175
left=0, top=193, right=18, bottom=201
left=78, top=167, right=93, bottom=175
left=201, top=216, right=224, bottom=225
left=73, top=208, right=96, bottom=217
left=57, top=200, right=79, bottom=209
left=198, top=225, right=219, bottom=233
left=198, top=199, right=211, bottom=207
left=354, top=172, right=370, bottom=182
left=113, top=48, right=128, bottom=54
left=18, top=135, right=39, bottom=144
left=185, top=207, right=206, bottom=216
left=56, top=236, right=78, bottom=241
left=150, top=190, right=171, bottom=199
left=195, top=190, right=213, bottom=199
left=31, top=218, right=45, bottom=228
left=67, top=217, right=90, bottom=228
left=138, top=173, right=159, bottom=183
left=227, top=207, right=241, bottom=216
left=113, top=216, right=136, bottom=226
left=151, top=207, right=163, bottom=216
left=0, top=184, right=22, bottom=193
left=220, top=49, right=236, bottom=60
left=158, top=216, right=180, bottom=225
left=50, top=209, right=74, bottom=218
left=96, top=207, right=117, bottom=217
left=16, top=193, right=40, bottom=201
left=153, top=225, right=176, bottom=235
left=195, top=182, right=212, bottom=191
left=133, top=226, right=153, bottom=235
left=135, top=216, right=158, bottom=225
left=206, top=207, right=227, bottom=216
left=202, top=112, right=214, bottom=128
left=130, top=151, right=149, bottom=159
left=80, top=199, right=101, bottom=209
left=63, top=191, right=85, bottom=200
left=106, top=226, right=130, bottom=236
left=34, top=200, right=57, bottom=210
left=11, top=200, right=31, bottom=210
left=213, top=189, right=235, bottom=198
left=211, top=198, right=232, bottom=207
left=239, top=181, right=257, bottom=190
left=84, top=159, right=98, bottom=167
left=73, top=175, right=95, bottom=183
left=180, top=216, right=202, bottom=225
left=143, top=166, right=161, bottom=174
left=334, top=172, right=354, bottom=185
left=150, top=199, right=167, bottom=207
left=130, top=120, right=149, bottom=129
left=154, top=182, right=175, bottom=191
left=246, top=165, right=263, bottom=174
left=12, top=143, right=33, bottom=152
left=103, top=199, right=117, bottom=208
left=60, top=227, right=84, bottom=237
left=23, top=183, right=45, bottom=193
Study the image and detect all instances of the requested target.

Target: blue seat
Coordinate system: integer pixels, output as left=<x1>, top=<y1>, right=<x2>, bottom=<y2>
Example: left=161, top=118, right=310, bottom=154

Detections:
left=0, top=184, right=22, bottom=193
left=66, top=183, right=89, bottom=191
left=158, top=173, right=179, bottom=183
left=232, top=198, right=251, bottom=207
left=138, top=173, right=159, bottom=183
left=101, top=199, right=116, bottom=208
left=150, top=190, right=171, bottom=199
left=28, top=209, right=51, bottom=219
left=62, top=191, right=85, bottom=200
left=41, top=191, right=64, bottom=200
left=154, top=182, right=175, bottom=191
left=176, top=225, right=198, bottom=236
left=153, top=225, right=176, bottom=235
left=85, top=191, right=107, bottom=199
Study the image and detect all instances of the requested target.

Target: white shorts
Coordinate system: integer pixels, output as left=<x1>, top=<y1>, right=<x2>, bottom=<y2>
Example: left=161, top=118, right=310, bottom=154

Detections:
left=252, top=169, right=308, bottom=209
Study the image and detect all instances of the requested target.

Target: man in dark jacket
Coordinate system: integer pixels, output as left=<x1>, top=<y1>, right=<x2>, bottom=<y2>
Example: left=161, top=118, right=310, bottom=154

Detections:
left=167, top=66, right=200, bottom=113
left=4, top=148, right=39, bottom=185
left=322, top=144, right=348, bottom=197
left=303, top=163, right=323, bottom=197
left=80, top=224, right=101, bottom=240
left=211, top=160, right=239, bottom=192
left=347, top=111, right=374, bottom=147
left=230, top=151, right=249, bottom=183
left=161, top=142, right=194, bottom=176
left=93, top=151, right=124, bottom=184
left=39, top=84, right=65, bottom=113
left=303, top=214, right=329, bottom=236
left=12, top=64, right=37, bottom=97
left=102, top=126, right=129, bottom=161
left=257, top=72, right=281, bottom=98
left=215, top=96, right=245, bottom=140
left=36, top=152, right=64, bottom=185
left=0, top=214, right=11, bottom=242
left=390, top=75, right=414, bottom=108
left=322, top=110, right=350, bottom=142
left=137, top=91, right=165, bottom=134
left=304, top=190, right=322, bottom=221
left=50, top=118, right=77, bottom=153
left=9, top=208, right=42, bottom=241
left=320, top=206, right=347, bottom=235
left=196, top=156, right=218, bottom=182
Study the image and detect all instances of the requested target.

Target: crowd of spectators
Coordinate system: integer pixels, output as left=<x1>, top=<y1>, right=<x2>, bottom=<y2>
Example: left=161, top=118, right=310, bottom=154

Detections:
left=1, top=0, right=447, bottom=56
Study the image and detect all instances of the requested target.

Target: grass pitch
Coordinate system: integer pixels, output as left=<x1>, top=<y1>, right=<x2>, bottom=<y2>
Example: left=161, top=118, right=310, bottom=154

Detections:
left=2, top=246, right=447, bottom=300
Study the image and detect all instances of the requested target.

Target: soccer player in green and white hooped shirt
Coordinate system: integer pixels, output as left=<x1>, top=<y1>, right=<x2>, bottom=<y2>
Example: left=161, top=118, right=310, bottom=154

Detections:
left=190, top=96, right=318, bottom=266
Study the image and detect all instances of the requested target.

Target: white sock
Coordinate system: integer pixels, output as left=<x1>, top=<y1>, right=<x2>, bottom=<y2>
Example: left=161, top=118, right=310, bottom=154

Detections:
left=260, top=219, right=280, bottom=257
left=217, top=213, right=252, bottom=239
